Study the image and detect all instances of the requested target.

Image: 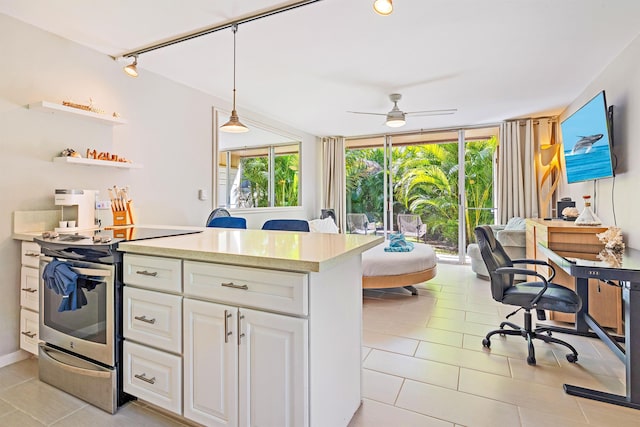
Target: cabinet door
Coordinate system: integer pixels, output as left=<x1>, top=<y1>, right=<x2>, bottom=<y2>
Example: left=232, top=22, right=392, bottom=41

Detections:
left=239, top=308, right=308, bottom=427
left=183, top=299, right=238, bottom=427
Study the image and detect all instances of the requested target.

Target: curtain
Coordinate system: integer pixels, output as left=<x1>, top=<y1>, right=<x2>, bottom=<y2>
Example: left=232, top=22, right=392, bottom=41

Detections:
left=321, top=136, right=346, bottom=232
left=497, top=120, right=539, bottom=223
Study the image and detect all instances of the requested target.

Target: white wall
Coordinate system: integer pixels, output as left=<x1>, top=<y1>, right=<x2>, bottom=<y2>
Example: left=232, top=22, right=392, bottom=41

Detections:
left=0, top=14, right=319, bottom=358
left=558, top=34, right=640, bottom=247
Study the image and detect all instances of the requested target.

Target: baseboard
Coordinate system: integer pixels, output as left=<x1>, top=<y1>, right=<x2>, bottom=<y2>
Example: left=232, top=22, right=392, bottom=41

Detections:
left=0, top=349, right=32, bottom=368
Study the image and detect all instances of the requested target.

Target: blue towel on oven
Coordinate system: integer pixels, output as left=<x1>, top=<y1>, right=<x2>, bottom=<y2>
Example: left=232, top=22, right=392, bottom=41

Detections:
left=42, top=259, right=88, bottom=312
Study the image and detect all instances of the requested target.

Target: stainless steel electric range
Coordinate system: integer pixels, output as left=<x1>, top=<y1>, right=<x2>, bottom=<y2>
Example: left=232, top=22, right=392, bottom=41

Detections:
left=35, top=227, right=202, bottom=413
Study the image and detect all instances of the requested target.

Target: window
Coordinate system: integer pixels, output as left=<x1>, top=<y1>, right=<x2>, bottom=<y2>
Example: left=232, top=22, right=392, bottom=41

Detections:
left=216, top=109, right=301, bottom=209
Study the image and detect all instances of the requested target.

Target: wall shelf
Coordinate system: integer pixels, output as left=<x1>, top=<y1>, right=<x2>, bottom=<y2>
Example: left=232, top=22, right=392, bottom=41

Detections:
left=29, top=100, right=127, bottom=125
left=53, top=156, right=143, bottom=169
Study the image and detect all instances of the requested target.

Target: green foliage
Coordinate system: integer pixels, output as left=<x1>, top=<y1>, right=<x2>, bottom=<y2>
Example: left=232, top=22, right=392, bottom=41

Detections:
left=346, top=136, right=497, bottom=251
left=240, top=153, right=299, bottom=207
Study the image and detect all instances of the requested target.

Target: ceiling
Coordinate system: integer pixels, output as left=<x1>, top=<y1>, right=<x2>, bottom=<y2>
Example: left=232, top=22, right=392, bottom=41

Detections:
left=2, top=0, right=640, bottom=138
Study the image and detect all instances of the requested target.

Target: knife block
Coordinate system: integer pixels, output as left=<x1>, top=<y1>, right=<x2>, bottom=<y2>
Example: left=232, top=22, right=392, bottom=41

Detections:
left=112, top=201, right=135, bottom=226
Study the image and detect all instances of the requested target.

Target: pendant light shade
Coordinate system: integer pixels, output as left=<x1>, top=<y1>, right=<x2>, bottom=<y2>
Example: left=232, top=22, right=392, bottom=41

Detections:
left=123, top=56, right=139, bottom=77
left=373, top=0, right=393, bottom=16
left=220, top=24, right=249, bottom=133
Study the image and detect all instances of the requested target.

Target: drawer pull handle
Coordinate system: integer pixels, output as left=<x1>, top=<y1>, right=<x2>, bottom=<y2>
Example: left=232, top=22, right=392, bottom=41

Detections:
left=221, top=282, right=249, bottom=291
left=134, top=373, right=156, bottom=384
left=21, top=331, right=36, bottom=338
left=25, top=252, right=40, bottom=257
left=134, top=315, right=156, bottom=324
left=136, top=270, right=158, bottom=277
left=224, top=310, right=232, bottom=343
left=21, top=287, right=38, bottom=293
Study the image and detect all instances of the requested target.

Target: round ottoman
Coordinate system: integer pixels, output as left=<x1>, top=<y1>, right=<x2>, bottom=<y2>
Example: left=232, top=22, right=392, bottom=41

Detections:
left=362, top=242, right=438, bottom=295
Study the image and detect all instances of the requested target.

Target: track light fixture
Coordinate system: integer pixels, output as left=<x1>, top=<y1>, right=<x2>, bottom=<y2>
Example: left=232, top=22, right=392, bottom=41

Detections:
left=123, top=56, right=139, bottom=77
left=373, top=0, right=393, bottom=16
left=220, top=24, right=249, bottom=133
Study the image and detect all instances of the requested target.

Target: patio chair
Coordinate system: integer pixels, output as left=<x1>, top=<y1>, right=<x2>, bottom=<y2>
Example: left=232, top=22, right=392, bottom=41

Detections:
left=346, top=213, right=372, bottom=234
left=397, top=214, right=427, bottom=243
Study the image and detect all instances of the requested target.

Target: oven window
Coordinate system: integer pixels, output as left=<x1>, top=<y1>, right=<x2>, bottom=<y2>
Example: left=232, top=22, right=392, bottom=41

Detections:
left=43, top=275, right=108, bottom=344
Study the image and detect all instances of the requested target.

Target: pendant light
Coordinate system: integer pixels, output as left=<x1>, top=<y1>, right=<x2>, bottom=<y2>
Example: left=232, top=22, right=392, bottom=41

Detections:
left=373, top=0, right=393, bottom=16
left=220, top=24, right=249, bottom=133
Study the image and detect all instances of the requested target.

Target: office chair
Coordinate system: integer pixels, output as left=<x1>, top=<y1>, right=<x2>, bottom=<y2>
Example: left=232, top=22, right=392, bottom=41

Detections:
left=262, top=219, right=310, bottom=232
left=474, top=225, right=582, bottom=365
left=206, top=216, right=247, bottom=229
left=205, top=208, right=230, bottom=227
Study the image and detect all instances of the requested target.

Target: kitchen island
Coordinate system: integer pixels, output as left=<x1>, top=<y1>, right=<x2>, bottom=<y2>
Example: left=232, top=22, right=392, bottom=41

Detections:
left=117, top=228, right=383, bottom=427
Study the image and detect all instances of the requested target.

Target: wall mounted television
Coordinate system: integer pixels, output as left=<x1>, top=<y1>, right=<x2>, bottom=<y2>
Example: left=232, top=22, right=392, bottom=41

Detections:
left=560, top=91, right=615, bottom=184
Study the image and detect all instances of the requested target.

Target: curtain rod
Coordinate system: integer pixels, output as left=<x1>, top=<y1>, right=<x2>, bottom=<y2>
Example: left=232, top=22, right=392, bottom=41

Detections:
left=115, top=0, right=324, bottom=59
left=344, top=121, right=503, bottom=141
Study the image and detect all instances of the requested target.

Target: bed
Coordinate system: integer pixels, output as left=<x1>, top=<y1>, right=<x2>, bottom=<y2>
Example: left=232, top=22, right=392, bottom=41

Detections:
left=361, top=242, right=438, bottom=295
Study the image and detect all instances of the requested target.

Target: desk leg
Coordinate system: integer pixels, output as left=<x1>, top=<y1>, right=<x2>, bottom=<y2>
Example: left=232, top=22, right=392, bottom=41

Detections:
left=564, top=282, right=640, bottom=409
left=574, top=277, right=590, bottom=334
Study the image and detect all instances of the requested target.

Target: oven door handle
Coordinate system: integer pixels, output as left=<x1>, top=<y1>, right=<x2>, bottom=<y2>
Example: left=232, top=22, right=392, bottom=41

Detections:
left=69, top=267, right=112, bottom=277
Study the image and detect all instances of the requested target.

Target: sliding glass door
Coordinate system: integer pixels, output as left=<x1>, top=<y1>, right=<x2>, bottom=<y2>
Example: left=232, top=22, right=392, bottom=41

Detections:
left=346, top=126, right=498, bottom=262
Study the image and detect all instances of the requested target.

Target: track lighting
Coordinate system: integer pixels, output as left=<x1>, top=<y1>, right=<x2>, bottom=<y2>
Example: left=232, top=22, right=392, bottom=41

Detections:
left=123, top=56, right=138, bottom=77
left=373, top=0, right=393, bottom=16
left=220, top=24, right=249, bottom=133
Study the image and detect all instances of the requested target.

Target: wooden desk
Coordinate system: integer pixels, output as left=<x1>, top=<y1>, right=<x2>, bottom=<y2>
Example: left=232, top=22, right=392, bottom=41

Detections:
left=538, top=244, right=640, bottom=410
left=526, top=218, right=622, bottom=334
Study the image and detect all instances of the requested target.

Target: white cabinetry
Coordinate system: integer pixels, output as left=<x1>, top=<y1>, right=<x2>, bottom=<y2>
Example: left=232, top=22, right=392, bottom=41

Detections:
left=122, top=254, right=183, bottom=414
left=183, top=298, right=308, bottom=427
left=20, top=241, right=41, bottom=354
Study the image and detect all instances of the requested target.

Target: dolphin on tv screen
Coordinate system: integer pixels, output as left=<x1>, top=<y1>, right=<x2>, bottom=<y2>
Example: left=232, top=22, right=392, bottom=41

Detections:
left=571, top=133, right=603, bottom=154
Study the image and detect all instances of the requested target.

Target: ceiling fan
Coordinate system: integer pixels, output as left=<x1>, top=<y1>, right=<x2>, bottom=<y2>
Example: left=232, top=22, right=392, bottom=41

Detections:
left=348, top=93, right=457, bottom=128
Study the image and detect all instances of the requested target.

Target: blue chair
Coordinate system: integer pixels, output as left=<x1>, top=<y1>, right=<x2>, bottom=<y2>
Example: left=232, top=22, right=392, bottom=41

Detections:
left=261, top=219, right=310, bottom=232
left=207, top=216, right=247, bottom=229
left=205, top=208, right=230, bottom=226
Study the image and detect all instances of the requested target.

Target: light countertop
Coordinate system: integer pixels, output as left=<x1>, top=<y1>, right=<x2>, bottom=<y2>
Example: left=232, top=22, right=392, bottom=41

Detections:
left=117, top=228, right=384, bottom=272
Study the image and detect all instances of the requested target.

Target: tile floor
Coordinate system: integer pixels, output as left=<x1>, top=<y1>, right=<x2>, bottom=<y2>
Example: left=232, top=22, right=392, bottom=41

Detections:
left=349, top=262, right=638, bottom=427
left=0, top=263, right=637, bottom=426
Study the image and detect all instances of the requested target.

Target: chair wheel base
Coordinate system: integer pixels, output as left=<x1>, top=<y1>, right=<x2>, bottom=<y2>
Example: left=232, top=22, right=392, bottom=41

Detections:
left=482, top=338, right=491, bottom=348
left=566, top=353, right=578, bottom=363
left=527, top=355, right=536, bottom=365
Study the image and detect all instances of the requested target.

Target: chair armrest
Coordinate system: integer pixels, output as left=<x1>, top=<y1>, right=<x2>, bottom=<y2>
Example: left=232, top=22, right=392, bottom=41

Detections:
left=496, top=266, right=549, bottom=306
left=511, top=259, right=556, bottom=281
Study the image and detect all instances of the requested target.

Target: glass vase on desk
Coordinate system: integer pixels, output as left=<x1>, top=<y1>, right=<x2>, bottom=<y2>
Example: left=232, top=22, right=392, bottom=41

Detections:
left=575, top=195, right=602, bottom=226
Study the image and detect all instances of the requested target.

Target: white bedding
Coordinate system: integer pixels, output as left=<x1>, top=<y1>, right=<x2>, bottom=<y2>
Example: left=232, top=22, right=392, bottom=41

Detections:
left=362, top=242, right=437, bottom=277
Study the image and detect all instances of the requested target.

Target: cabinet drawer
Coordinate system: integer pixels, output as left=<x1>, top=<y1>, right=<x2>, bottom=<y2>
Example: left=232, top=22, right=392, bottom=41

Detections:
left=124, top=287, right=182, bottom=353
left=123, top=341, right=182, bottom=415
left=184, top=261, right=308, bottom=316
left=123, top=254, right=182, bottom=293
left=20, top=308, right=39, bottom=355
left=20, top=266, right=40, bottom=312
left=21, top=241, right=41, bottom=268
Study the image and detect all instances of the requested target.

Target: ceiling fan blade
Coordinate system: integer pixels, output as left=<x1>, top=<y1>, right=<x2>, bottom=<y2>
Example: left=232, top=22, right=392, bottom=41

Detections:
left=347, top=111, right=387, bottom=116
left=406, top=109, right=458, bottom=116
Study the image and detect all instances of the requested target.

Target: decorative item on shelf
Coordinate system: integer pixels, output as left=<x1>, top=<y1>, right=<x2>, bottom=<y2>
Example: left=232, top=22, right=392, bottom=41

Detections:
left=575, top=195, right=602, bottom=226
left=109, top=185, right=135, bottom=226
left=562, top=206, right=579, bottom=221
left=63, top=98, right=105, bottom=114
left=598, top=248, right=623, bottom=268
left=596, top=226, right=625, bottom=253
left=86, top=148, right=132, bottom=163
left=60, top=148, right=81, bottom=158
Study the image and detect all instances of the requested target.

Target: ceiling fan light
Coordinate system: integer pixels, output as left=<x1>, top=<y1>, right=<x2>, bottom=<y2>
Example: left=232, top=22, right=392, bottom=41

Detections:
left=220, top=109, right=249, bottom=133
left=373, top=0, right=393, bottom=16
left=123, top=56, right=138, bottom=77
left=386, top=117, right=405, bottom=128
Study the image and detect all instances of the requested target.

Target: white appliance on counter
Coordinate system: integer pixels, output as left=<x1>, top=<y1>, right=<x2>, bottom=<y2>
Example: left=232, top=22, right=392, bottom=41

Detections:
left=54, top=189, right=96, bottom=232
